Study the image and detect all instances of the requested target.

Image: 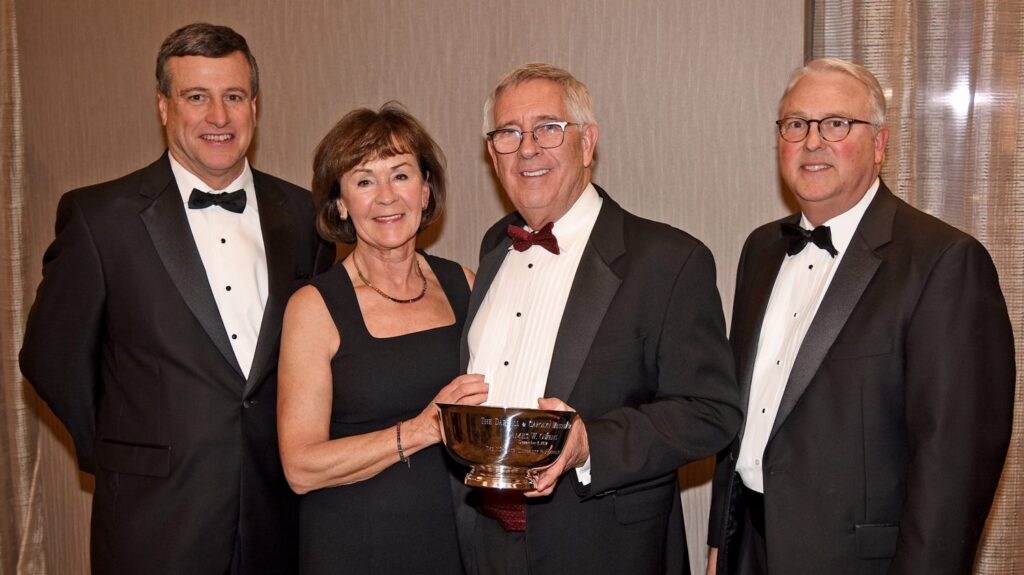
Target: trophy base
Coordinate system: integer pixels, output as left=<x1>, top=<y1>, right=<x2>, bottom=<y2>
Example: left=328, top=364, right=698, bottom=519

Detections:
left=465, top=464, right=533, bottom=490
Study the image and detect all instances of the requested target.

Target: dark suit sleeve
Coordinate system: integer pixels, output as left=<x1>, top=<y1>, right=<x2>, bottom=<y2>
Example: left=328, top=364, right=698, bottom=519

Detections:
left=315, top=241, right=335, bottom=273
left=707, top=233, right=756, bottom=549
left=20, top=193, right=106, bottom=473
left=311, top=223, right=336, bottom=274
left=586, top=243, right=742, bottom=494
left=889, top=238, right=1014, bottom=574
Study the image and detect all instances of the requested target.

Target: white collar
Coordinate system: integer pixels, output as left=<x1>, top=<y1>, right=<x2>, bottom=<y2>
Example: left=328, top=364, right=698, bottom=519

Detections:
left=527, top=182, right=601, bottom=252
left=799, top=177, right=879, bottom=256
left=170, top=153, right=257, bottom=213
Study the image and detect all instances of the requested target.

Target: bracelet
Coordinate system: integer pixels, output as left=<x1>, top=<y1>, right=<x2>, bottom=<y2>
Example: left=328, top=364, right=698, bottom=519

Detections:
left=396, top=422, right=410, bottom=467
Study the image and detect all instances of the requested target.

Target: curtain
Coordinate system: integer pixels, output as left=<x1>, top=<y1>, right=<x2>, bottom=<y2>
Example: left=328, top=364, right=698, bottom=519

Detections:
left=1, top=0, right=46, bottom=573
left=811, top=1, right=1024, bottom=572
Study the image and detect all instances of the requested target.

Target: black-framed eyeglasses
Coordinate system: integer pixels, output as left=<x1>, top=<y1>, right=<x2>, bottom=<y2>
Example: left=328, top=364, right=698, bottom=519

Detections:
left=776, top=116, right=874, bottom=143
left=486, top=121, right=580, bottom=154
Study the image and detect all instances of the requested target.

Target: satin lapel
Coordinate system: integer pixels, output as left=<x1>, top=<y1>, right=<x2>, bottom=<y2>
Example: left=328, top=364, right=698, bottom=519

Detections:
left=734, top=237, right=788, bottom=412
left=245, top=173, right=294, bottom=395
left=768, top=185, right=896, bottom=441
left=460, top=236, right=512, bottom=370
left=544, top=193, right=624, bottom=401
left=138, top=155, right=243, bottom=377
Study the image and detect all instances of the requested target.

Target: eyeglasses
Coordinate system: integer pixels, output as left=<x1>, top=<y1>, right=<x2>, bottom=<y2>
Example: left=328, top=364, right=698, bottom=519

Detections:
left=486, top=121, right=580, bottom=154
left=776, top=116, right=874, bottom=143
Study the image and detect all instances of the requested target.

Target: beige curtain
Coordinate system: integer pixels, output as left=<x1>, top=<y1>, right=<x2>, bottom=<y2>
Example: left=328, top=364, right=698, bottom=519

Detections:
left=812, top=1, right=1024, bottom=572
left=0, top=0, right=46, bottom=573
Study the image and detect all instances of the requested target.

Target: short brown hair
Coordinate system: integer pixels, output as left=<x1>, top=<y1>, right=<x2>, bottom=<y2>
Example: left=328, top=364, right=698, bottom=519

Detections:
left=313, top=103, right=447, bottom=244
left=156, top=23, right=259, bottom=97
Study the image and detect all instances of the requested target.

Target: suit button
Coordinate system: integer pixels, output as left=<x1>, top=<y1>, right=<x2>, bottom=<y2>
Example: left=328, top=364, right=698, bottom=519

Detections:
left=243, top=399, right=258, bottom=409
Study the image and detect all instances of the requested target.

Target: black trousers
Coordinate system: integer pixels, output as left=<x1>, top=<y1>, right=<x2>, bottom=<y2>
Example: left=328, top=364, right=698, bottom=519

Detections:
left=726, top=483, right=769, bottom=575
left=473, top=512, right=531, bottom=575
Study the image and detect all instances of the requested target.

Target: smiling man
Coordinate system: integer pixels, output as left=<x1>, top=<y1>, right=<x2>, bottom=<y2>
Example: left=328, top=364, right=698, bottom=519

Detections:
left=20, top=23, right=333, bottom=574
left=453, top=62, right=741, bottom=575
left=706, top=58, right=1015, bottom=575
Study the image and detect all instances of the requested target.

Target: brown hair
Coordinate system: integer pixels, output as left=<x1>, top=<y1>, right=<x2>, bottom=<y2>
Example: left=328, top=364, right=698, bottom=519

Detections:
left=313, top=103, right=447, bottom=244
left=156, top=23, right=259, bottom=97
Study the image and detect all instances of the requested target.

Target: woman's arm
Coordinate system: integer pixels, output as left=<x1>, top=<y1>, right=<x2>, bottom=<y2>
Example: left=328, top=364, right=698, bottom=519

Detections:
left=277, top=285, right=486, bottom=494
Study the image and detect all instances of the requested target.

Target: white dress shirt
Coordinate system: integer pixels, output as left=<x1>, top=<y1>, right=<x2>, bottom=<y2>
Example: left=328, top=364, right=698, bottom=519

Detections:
left=468, top=184, right=602, bottom=483
left=736, top=179, right=879, bottom=493
left=170, top=155, right=268, bottom=379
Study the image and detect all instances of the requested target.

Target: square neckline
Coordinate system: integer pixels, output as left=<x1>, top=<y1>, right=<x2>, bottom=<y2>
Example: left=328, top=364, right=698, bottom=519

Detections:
left=340, top=252, right=461, bottom=341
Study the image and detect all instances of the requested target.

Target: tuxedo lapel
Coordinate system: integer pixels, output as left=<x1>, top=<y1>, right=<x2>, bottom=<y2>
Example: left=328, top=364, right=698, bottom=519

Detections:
left=544, top=190, right=624, bottom=401
left=734, top=233, right=789, bottom=411
left=245, top=172, right=295, bottom=395
left=460, top=234, right=512, bottom=370
left=768, top=185, right=897, bottom=441
left=461, top=187, right=626, bottom=400
left=138, top=155, right=244, bottom=378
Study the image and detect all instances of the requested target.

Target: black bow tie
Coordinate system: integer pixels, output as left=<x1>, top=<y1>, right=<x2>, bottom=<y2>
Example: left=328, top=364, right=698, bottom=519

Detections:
left=780, top=222, right=838, bottom=257
left=507, top=222, right=560, bottom=255
left=188, top=189, right=246, bottom=214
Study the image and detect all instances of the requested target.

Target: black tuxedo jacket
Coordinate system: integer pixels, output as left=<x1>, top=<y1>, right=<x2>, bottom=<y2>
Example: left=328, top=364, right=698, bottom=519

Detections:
left=455, top=186, right=741, bottom=574
left=20, top=153, right=334, bottom=574
left=708, top=182, right=1015, bottom=574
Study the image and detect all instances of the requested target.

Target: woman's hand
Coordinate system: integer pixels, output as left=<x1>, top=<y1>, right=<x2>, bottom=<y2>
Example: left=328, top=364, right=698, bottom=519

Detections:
left=405, top=374, right=488, bottom=445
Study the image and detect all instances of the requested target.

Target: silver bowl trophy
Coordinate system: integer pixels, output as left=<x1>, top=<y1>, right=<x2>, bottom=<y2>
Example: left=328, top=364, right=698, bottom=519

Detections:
left=438, top=403, right=575, bottom=490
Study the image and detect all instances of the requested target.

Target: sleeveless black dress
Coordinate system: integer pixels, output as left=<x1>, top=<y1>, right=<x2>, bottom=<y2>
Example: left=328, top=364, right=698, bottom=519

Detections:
left=298, top=253, right=468, bottom=574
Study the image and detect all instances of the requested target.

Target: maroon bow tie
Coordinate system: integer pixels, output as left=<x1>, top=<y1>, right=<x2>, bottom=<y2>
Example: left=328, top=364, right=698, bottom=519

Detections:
left=507, top=222, right=560, bottom=255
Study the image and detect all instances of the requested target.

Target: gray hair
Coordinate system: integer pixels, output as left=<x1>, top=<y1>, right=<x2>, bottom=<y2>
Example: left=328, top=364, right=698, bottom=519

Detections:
left=482, top=62, right=596, bottom=135
left=779, top=57, right=886, bottom=127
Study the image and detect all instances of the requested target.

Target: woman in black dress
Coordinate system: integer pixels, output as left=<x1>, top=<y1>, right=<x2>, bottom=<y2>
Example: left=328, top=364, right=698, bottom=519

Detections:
left=278, top=103, right=487, bottom=574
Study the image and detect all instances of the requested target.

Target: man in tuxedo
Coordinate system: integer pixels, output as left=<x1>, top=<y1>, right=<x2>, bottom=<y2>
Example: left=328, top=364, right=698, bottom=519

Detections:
left=707, top=58, right=1015, bottom=575
left=20, top=23, right=333, bottom=574
left=453, top=62, right=742, bottom=574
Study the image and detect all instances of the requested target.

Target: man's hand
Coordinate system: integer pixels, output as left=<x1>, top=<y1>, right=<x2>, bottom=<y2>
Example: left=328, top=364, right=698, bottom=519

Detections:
left=705, top=547, right=718, bottom=575
left=525, top=397, right=589, bottom=497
